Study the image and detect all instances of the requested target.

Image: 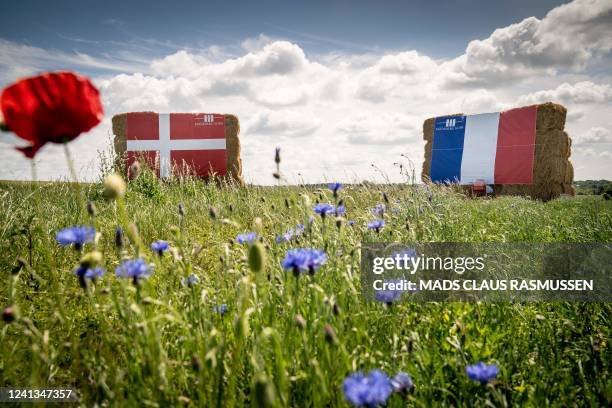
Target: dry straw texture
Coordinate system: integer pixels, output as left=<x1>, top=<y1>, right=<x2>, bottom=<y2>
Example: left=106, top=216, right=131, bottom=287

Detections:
left=112, top=112, right=244, bottom=185
left=421, top=102, right=575, bottom=201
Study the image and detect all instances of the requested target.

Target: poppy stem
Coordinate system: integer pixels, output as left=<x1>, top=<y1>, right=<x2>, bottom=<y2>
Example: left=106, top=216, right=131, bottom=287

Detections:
left=63, top=142, right=79, bottom=184
left=63, top=142, right=86, bottom=220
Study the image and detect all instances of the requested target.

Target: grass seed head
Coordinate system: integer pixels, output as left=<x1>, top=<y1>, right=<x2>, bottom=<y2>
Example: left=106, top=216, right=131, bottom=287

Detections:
left=324, top=324, right=338, bottom=345
left=295, top=314, right=306, bottom=330
left=103, top=173, right=126, bottom=200
left=87, top=201, right=96, bottom=217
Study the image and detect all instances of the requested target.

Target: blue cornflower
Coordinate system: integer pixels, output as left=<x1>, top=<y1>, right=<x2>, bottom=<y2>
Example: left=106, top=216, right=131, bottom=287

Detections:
left=236, top=232, right=257, bottom=245
left=74, top=265, right=104, bottom=280
left=372, top=204, right=386, bottom=217
left=276, top=224, right=306, bottom=244
left=181, top=274, right=199, bottom=287
left=282, top=248, right=327, bottom=276
left=314, top=203, right=335, bottom=217
left=348, top=220, right=356, bottom=226
left=213, top=304, right=227, bottom=316
left=367, top=220, right=385, bottom=232
left=335, top=205, right=346, bottom=216
left=343, top=370, right=393, bottom=407
left=390, top=372, right=413, bottom=393
left=392, top=247, right=417, bottom=263
left=115, top=258, right=153, bottom=283
left=466, top=362, right=499, bottom=384
left=151, top=240, right=169, bottom=256
left=74, top=265, right=104, bottom=289
left=56, top=226, right=96, bottom=250
left=308, top=216, right=315, bottom=224
left=375, top=280, right=405, bottom=304
left=328, top=182, right=343, bottom=195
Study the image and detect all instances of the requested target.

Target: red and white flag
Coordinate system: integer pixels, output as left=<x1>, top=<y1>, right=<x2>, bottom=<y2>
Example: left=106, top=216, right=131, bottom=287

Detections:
left=125, top=112, right=227, bottom=178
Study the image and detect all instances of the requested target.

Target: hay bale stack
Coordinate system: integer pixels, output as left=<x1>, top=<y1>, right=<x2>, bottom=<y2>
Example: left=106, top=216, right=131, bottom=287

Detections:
left=421, top=103, right=574, bottom=201
left=112, top=112, right=244, bottom=185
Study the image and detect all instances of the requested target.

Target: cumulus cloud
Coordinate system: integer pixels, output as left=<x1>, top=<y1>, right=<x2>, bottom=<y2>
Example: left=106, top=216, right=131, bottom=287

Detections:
left=355, top=50, right=437, bottom=103
left=226, top=41, right=308, bottom=77
left=460, top=90, right=504, bottom=114
left=337, top=114, right=419, bottom=145
left=574, top=126, right=612, bottom=145
left=440, top=0, right=612, bottom=87
left=245, top=110, right=320, bottom=138
left=516, top=81, right=612, bottom=105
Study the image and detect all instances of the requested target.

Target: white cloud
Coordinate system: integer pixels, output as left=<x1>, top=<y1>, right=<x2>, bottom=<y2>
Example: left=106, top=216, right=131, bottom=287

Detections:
left=226, top=41, right=308, bottom=77
left=516, top=81, right=612, bottom=105
left=460, top=90, right=504, bottom=114
left=337, top=114, right=419, bottom=145
left=440, top=0, right=612, bottom=87
left=0, top=38, right=147, bottom=83
left=574, top=126, right=612, bottom=145
left=245, top=110, right=320, bottom=138
left=241, top=34, right=275, bottom=52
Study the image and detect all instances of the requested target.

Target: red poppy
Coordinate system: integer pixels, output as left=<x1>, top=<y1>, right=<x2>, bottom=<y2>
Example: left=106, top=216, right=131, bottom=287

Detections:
left=0, top=71, right=104, bottom=158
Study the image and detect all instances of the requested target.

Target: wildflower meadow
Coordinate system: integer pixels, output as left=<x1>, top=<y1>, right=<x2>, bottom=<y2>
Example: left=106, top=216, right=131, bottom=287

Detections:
left=1, top=169, right=610, bottom=406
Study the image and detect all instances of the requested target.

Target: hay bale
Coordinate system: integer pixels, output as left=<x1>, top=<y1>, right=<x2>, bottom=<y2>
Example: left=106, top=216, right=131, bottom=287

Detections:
left=112, top=112, right=244, bottom=185
left=421, top=103, right=574, bottom=201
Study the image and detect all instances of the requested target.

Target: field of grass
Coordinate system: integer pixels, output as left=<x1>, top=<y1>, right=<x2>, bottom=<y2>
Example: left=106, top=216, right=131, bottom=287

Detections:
left=1, top=171, right=611, bottom=407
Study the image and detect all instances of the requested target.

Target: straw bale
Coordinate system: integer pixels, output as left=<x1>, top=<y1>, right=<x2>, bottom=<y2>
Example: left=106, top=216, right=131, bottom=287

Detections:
left=112, top=112, right=244, bottom=185
left=421, top=103, right=574, bottom=201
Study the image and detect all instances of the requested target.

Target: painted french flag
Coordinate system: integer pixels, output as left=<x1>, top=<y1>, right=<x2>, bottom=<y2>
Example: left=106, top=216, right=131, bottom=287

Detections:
left=430, top=106, right=537, bottom=184
left=125, top=112, right=227, bottom=178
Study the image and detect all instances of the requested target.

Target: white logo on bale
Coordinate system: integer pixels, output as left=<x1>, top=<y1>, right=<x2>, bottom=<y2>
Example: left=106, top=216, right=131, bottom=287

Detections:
left=112, top=112, right=244, bottom=184
left=422, top=102, right=574, bottom=201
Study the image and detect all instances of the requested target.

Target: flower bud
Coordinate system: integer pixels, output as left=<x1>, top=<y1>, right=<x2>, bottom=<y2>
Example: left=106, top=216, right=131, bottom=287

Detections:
left=253, top=217, right=263, bottom=234
left=115, top=227, right=124, bottom=248
left=129, top=160, right=142, bottom=179
left=248, top=242, right=266, bottom=273
left=295, top=314, right=306, bottom=330
left=274, top=147, right=281, bottom=164
left=208, top=206, right=218, bottom=220
left=80, top=251, right=103, bottom=267
left=335, top=217, right=343, bottom=229
left=178, top=203, right=185, bottom=217
left=254, top=373, right=276, bottom=408
left=2, top=306, right=16, bottom=323
left=87, top=201, right=96, bottom=217
left=324, top=324, right=338, bottom=345
left=103, top=173, right=126, bottom=199
left=332, top=303, right=341, bottom=316
left=191, top=354, right=202, bottom=372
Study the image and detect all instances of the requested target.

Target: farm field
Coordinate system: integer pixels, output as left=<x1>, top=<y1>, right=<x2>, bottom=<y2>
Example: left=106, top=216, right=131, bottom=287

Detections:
left=1, top=174, right=611, bottom=407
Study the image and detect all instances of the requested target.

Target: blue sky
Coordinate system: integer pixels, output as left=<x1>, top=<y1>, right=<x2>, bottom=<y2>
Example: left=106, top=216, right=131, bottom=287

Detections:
left=0, top=0, right=610, bottom=184
left=1, top=0, right=567, bottom=64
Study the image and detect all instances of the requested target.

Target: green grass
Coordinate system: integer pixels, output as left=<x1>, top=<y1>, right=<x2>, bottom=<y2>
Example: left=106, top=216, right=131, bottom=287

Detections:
left=1, top=172, right=611, bottom=407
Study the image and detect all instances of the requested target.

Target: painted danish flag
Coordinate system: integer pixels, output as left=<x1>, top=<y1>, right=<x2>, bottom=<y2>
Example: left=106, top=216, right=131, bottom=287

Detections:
left=125, top=112, right=227, bottom=178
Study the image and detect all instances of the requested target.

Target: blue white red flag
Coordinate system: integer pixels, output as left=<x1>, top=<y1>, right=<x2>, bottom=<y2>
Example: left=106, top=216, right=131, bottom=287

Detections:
left=430, top=106, right=537, bottom=185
